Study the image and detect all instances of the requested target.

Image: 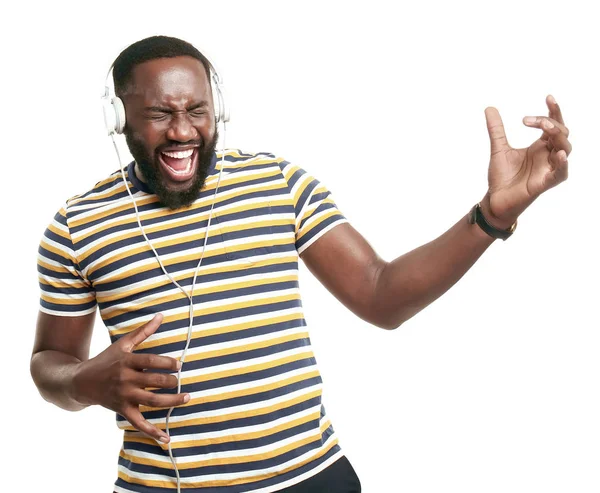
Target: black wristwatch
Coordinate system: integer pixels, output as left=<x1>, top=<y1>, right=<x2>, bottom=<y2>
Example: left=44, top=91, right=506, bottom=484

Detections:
left=468, top=203, right=517, bottom=241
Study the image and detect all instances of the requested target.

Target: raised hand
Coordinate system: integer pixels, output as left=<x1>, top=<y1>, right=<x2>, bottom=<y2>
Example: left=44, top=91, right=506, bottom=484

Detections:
left=480, top=95, right=571, bottom=228
left=72, top=314, right=188, bottom=443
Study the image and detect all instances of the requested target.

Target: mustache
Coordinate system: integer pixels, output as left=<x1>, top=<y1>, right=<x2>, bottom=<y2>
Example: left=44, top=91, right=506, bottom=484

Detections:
left=157, top=140, right=204, bottom=152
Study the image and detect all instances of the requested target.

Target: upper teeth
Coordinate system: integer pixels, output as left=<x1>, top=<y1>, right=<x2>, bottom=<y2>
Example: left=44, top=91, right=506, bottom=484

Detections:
left=162, top=149, right=194, bottom=159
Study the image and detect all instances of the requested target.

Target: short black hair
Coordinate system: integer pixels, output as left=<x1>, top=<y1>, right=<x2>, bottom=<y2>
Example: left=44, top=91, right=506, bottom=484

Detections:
left=112, top=35, right=212, bottom=96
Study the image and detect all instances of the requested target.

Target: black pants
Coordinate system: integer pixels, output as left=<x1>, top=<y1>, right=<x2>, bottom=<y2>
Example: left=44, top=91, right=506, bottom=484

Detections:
left=278, top=456, right=361, bottom=493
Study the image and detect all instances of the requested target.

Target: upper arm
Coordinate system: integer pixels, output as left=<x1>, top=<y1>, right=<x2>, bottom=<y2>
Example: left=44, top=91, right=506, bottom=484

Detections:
left=277, top=159, right=388, bottom=326
left=300, top=222, right=387, bottom=327
left=32, top=311, right=96, bottom=362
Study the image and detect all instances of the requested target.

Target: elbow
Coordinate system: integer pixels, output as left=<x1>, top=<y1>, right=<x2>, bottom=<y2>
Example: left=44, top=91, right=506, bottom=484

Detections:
left=371, top=316, right=405, bottom=331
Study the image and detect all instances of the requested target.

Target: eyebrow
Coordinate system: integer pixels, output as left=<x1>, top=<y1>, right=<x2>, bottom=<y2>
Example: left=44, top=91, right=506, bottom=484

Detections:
left=144, top=101, right=209, bottom=112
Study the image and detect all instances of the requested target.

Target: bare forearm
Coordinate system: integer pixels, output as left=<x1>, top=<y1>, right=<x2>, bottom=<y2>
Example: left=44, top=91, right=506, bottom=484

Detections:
left=30, top=350, right=86, bottom=411
left=373, top=211, right=496, bottom=329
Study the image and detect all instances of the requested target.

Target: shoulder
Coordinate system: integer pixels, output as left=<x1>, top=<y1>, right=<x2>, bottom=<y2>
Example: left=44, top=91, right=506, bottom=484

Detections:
left=61, top=167, right=132, bottom=222
left=217, top=149, right=287, bottom=173
left=217, top=149, right=313, bottom=187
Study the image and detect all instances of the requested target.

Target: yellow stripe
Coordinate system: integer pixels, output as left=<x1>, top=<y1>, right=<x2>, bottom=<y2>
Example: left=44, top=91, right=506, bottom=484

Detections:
left=120, top=419, right=331, bottom=470
left=179, top=351, right=314, bottom=387
left=113, top=292, right=301, bottom=339
left=133, top=312, right=304, bottom=351
left=183, top=331, right=309, bottom=364
left=67, top=175, right=123, bottom=206
left=69, top=194, right=158, bottom=229
left=40, top=293, right=95, bottom=305
left=39, top=276, right=89, bottom=289
left=70, top=169, right=226, bottom=229
left=40, top=240, right=78, bottom=264
left=123, top=410, right=320, bottom=450
left=47, top=222, right=70, bottom=240
left=96, top=255, right=298, bottom=303
left=296, top=208, right=340, bottom=242
left=117, top=434, right=337, bottom=488
left=102, top=273, right=298, bottom=319
left=139, top=360, right=317, bottom=413
left=120, top=388, right=322, bottom=432
left=143, top=370, right=320, bottom=420
left=85, top=211, right=288, bottom=278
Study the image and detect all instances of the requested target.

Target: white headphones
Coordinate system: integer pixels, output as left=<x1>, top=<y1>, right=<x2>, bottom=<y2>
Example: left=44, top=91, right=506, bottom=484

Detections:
left=101, top=57, right=230, bottom=135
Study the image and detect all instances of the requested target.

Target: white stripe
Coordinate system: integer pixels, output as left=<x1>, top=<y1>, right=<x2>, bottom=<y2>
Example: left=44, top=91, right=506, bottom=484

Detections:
left=117, top=430, right=337, bottom=484
left=180, top=345, right=315, bottom=382
left=117, top=383, right=323, bottom=429
left=107, top=287, right=301, bottom=333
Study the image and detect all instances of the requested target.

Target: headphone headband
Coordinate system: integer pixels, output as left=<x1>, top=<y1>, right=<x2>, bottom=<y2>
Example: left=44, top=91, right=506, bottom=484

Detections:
left=101, top=55, right=230, bottom=135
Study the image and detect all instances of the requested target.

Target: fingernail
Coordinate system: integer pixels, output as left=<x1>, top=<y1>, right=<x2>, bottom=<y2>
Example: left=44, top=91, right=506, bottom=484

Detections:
left=548, top=95, right=557, bottom=104
left=524, top=117, right=537, bottom=124
left=184, top=393, right=191, bottom=403
left=160, top=435, right=169, bottom=443
left=543, top=119, right=555, bottom=129
left=176, top=360, right=182, bottom=370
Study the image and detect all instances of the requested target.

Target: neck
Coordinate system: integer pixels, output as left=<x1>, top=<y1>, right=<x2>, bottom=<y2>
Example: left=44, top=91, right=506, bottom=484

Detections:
left=134, top=162, right=147, bottom=183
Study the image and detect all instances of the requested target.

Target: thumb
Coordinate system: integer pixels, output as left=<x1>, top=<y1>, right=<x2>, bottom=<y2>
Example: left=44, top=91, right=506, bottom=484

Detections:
left=121, top=313, right=163, bottom=352
left=485, top=107, right=510, bottom=154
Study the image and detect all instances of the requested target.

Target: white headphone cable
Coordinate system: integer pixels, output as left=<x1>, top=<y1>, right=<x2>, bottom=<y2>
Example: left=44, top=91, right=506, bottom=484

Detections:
left=111, top=121, right=227, bottom=493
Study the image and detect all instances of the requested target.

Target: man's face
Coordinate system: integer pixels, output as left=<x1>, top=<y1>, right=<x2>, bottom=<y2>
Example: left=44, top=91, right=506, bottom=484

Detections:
left=122, top=56, right=218, bottom=209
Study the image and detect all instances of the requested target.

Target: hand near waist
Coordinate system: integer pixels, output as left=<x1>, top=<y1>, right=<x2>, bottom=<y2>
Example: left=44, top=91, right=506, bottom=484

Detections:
left=72, top=314, right=187, bottom=443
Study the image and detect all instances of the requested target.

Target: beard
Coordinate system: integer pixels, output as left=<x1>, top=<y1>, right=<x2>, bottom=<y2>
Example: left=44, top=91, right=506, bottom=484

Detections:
left=124, top=129, right=218, bottom=210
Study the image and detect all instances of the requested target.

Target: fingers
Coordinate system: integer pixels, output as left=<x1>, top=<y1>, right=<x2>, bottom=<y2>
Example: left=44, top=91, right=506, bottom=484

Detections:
left=134, top=370, right=179, bottom=390
left=121, top=314, right=164, bottom=351
left=523, top=115, right=569, bottom=137
left=130, top=352, right=182, bottom=372
left=122, top=407, right=171, bottom=443
left=546, top=94, right=565, bottom=126
left=546, top=148, right=569, bottom=188
left=485, top=107, right=510, bottom=154
left=547, top=128, right=572, bottom=156
left=133, top=388, right=191, bottom=410
left=523, top=116, right=571, bottom=156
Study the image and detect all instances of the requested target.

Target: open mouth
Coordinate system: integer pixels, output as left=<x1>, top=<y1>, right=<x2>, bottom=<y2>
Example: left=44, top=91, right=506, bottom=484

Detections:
left=158, top=147, right=199, bottom=182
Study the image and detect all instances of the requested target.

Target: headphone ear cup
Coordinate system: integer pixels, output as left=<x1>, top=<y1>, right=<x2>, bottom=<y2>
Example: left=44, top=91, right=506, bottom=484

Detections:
left=218, top=84, right=230, bottom=123
left=211, top=71, right=230, bottom=124
left=101, top=95, right=126, bottom=135
left=112, top=97, right=126, bottom=134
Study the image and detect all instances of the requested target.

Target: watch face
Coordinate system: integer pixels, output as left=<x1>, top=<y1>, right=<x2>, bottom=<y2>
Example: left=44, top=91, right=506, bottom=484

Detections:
left=468, top=205, right=477, bottom=224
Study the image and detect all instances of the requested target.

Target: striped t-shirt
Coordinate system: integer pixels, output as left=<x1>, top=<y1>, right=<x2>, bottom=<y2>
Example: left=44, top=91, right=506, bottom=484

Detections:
left=38, top=150, right=348, bottom=492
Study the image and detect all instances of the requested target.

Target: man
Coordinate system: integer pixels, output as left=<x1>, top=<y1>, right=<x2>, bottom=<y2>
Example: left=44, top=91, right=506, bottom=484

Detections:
left=31, top=36, right=571, bottom=493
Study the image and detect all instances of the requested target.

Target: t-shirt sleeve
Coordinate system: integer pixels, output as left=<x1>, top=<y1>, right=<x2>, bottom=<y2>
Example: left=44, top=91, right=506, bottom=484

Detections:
left=278, top=159, right=348, bottom=254
left=37, top=206, right=97, bottom=316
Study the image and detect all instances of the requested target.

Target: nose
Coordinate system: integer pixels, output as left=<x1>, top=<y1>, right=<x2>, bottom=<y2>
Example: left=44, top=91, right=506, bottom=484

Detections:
left=166, top=113, right=199, bottom=142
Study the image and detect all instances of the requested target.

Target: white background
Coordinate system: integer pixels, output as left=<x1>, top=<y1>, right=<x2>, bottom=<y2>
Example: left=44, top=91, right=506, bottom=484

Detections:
left=2, top=1, right=599, bottom=492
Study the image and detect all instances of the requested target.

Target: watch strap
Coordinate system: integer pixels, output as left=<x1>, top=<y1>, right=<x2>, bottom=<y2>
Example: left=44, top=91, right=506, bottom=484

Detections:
left=468, top=203, right=517, bottom=241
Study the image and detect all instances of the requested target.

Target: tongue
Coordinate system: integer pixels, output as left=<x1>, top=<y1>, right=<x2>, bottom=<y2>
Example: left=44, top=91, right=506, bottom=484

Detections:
left=162, top=153, right=190, bottom=170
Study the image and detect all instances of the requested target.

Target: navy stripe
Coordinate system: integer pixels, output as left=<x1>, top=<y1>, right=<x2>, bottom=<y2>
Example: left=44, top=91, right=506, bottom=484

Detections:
left=136, top=318, right=308, bottom=356
left=41, top=299, right=96, bottom=313
left=140, top=375, right=322, bottom=425
left=105, top=279, right=300, bottom=325
left=119, top=428, right=334, bottom=478
left=99, top=260, right=298, bottom=310
left=298, top=201, right=337, bottom=232
left=126, top=417, right=321, bottom=457
left=115, top=443, right=341, bottom=493
left=117, top=395, right=322, bottom=435
left=297, top=213, right=345, bottom=251
left=111, top=298, right=304, bottom=344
